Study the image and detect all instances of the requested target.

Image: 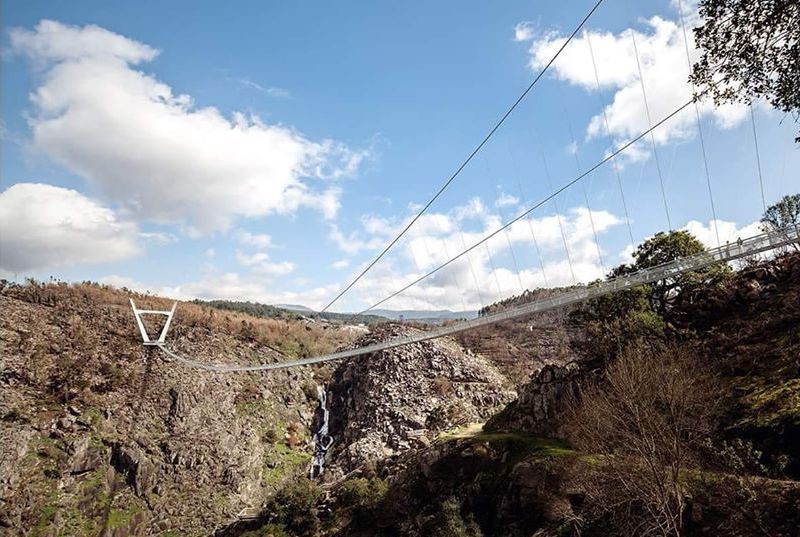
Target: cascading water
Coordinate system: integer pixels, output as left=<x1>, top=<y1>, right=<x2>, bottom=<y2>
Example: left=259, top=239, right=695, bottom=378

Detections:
left=310, top=385, right=333, bottom=479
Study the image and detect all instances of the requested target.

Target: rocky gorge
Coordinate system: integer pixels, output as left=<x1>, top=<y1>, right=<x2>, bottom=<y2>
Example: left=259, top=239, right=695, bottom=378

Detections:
left=2, top=249, right=800, bottom=536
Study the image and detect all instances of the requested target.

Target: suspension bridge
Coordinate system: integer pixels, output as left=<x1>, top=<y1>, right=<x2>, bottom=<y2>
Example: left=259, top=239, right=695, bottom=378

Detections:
left=130, top=0, right=798, bottom=372
left=137, top=225, right=798, bottom=372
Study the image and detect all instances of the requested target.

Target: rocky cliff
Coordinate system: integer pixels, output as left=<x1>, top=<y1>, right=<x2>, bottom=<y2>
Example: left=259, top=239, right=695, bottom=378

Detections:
left=326, top=325, right=515, bottom=475
left=0, top=282, right=350, bottom=535
left=454, top=287, right=585, bottom=385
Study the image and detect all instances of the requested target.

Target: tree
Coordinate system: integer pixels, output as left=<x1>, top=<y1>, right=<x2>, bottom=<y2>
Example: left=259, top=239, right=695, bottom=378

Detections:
left=762, top=193, right=800, bottom=251
left=570, top=283, right=666, bottom=362
left=566, top=345, right=719, bottom=536
left=762, top=193, right=800, bottom=229
left=690, top=0, right=800, bottom=141
left=572, top=231, right=726, bottom=360
left=620, top=231, right=729, bottom=314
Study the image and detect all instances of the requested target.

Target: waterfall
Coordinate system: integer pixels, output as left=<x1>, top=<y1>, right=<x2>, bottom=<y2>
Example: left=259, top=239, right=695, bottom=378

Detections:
left=310, top=385, right=333, bottom=479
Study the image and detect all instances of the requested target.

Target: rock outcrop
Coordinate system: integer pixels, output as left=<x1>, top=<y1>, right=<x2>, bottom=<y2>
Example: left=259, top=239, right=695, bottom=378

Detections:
left=327, top=325, right=516, bottom=473
left=485, top=363, right=582, bottom=435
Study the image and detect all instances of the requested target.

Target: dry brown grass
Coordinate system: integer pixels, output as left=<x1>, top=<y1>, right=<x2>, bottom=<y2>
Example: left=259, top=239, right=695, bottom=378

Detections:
left=1, top=279, right=357, bottom=360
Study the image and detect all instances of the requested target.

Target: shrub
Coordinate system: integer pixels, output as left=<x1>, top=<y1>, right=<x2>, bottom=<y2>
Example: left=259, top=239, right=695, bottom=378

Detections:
left=337, top=477, right=389, bottom=513
left=263, top=478, right=323, bottom=536
left=431, top=375, right=452, bottom=396
left=427, top=497, right=482, bottom=537
left=566, top=344, right=719, bottom=536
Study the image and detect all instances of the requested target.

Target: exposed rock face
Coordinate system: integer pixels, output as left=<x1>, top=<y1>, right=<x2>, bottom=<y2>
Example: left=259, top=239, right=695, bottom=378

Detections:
left=455, top=287, right=586, bottom=385
left=0, top=284, right=339, bottom=535
left=327, top=325, right=516, bottom=473
left=485, top=363, right=582, bottom=435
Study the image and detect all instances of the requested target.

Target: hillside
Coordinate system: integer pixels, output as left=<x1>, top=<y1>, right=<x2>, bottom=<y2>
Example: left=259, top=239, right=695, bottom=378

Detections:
left=0, top=281, right=355, bottom=535
left=2, top=251, right=800, bottom=536
left=196, top=300, right=388, bottom=326
left=454, top=287, right=585, bottom=385
left=225, top=251, right=800, bottom=537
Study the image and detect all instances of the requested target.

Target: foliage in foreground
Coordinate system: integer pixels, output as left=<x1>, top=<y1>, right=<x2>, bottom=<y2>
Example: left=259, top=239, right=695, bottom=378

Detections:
left=566, top=345, right=719, bottom=536
left=691, top=0, right=800, bottom=141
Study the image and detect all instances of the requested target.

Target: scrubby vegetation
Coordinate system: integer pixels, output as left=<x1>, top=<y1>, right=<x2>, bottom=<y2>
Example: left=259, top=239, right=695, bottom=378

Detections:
left=1, top=279, right=358, bottom=361
left=4, top=197, right=799, bottom=536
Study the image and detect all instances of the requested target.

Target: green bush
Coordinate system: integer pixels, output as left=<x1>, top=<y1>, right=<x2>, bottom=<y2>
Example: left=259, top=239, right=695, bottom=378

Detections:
left=263, top=478, right=322, bottom=535
left=337, top=477, right=389, bottom=512
left=428, top=497, right=483, bottom=537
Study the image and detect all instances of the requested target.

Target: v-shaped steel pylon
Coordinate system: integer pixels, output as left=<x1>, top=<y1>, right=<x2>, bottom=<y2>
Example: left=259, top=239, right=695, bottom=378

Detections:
left=130, top=298, right=177, bottom=346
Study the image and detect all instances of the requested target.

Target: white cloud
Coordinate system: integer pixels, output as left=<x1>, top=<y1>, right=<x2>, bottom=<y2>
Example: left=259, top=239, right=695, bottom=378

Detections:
left=328, top=223, right=386, bottom=255
left=682, top=219, right=763, bottom=248
left=616, top=218, right=765, bottom=264
left=235, top=230, right=274, bottom=249
left=527, top=13, right=748, bottom=161
left=332, top=198, right=622, bottom=311
left=566, top=140, right=578, bottom=155
left=140, top=231, right=177, bottom=244
left=513, top=22, right=535, bottom=42
left=228, top=77, right=291, bottom=98
left=332, top=259, right=350, bottom=269
left=235, top=250, right=294, bottom=276
left=495, top=192, right=519, bottom=208
left=205, top=248, right=216, bottom=258
left=101, top=273, right=339, bottom=310
left=0, top=183, right=140, bottom=273
left=10, top=20, right=364, bottom=234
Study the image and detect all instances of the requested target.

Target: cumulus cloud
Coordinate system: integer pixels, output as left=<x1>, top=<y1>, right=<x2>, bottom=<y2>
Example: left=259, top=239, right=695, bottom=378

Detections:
left=235, top=251, right=294, bottom=276
left=524, top=11, right=748, bottom=160
left=495, top=193, right=520, bottom=208
left=328, top=222, right=387, bottom=255
left=9, top=20, right=364, bottom=233
left=682, top=219, right=763, bottom=248
left=616, top=217, right=765, bottom=264
left=0, top=183, right=140, bottom=273
left=235, top=230, right=274, bottom=249
left=332, top=198, right=622, bottom=311
left=513, top=22, right=535, bottom=42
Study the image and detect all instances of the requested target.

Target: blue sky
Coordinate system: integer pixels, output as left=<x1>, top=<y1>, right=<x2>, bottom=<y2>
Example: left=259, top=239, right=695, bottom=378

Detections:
left=1, top=0, right=797, bottom=312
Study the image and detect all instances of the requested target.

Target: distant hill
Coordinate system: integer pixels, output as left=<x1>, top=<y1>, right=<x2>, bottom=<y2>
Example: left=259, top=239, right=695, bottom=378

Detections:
left=369, top=308, right=477, bottom=322
left=277, top=303, right=477, bottom=324
left=275, top=303, right=314, bottom=313
left=197, top=299, right=388, bottom=325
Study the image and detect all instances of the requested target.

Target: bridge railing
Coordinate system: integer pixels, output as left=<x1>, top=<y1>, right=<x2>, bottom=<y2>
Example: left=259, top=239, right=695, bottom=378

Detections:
left=154, top=225, right=798, bottom=371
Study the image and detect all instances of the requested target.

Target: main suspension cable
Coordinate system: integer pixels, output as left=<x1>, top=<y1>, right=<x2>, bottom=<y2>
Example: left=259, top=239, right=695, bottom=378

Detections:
left=356, top=99, right=694, bottom=315
left=318, top=0, right=607, bottom=313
